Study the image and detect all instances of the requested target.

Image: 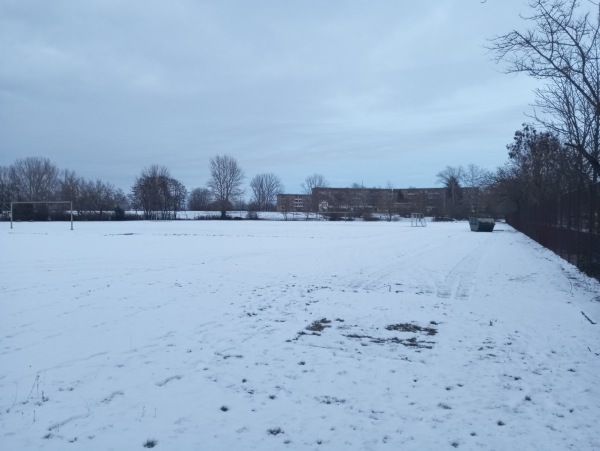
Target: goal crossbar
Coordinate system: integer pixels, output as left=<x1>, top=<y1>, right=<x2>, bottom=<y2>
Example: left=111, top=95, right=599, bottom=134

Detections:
left=10, top=201, right=73, bottom=230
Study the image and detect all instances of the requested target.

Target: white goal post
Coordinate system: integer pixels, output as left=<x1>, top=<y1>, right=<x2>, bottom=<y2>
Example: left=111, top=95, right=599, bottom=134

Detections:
left=10, top=201, right=73, bottom=230
left=410, top=212, right=426, bottom=227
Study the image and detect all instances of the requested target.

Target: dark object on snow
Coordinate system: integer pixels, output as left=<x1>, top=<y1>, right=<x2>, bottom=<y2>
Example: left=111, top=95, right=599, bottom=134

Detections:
left=469, top=217, right=495, bottom=232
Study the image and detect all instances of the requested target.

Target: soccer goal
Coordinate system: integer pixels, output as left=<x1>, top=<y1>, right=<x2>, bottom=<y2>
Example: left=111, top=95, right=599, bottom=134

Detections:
left=10, top=201, right=74, bottom=230
left=410, top=212, right=426, bottom=227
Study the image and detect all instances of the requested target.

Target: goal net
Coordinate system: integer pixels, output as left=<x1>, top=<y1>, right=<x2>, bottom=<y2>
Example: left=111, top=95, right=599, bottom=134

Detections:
left=410, top=212, right=426, bottom=227
left=10, top=201, right=74, bottom=230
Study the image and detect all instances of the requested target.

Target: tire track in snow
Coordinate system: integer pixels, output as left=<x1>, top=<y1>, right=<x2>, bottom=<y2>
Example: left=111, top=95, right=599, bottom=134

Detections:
left=433, top=235, right=493, bottom=301
left=339, top=229, right=478, bottom=297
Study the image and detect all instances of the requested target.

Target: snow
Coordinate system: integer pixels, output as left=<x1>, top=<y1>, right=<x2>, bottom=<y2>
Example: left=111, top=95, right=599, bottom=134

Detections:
left=1, top=220, right=599, bottom=450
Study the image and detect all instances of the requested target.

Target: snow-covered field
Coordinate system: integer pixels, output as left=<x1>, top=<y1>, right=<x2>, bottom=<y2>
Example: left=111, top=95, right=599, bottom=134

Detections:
left=1, top=220, right=599, bottom=450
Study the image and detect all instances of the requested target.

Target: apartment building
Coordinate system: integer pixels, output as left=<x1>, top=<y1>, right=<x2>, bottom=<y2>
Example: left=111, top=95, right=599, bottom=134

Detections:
left=277, top=186, right=488, bottom=218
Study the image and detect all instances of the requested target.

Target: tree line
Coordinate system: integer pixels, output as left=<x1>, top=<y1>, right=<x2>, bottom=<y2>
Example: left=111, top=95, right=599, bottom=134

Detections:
left=485, top=0, right=600, bottom=216
left=1, top=121, right=592, bottom=221
left=0, top=155, right=287, bottom=220
left=434, top=0, right=600, bottom=219
left=0, top=159, right=129, bottom=220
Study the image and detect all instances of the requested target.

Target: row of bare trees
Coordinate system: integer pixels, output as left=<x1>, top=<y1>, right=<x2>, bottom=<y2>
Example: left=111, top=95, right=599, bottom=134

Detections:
left=1, top=151, right=553, bottom=221
left=0, top=157, right=128, bottom=219
left=436, top=1, right=600, bottom=220
left=187, top=154, right=285, bottom=218
left=0, top=155, right=289, bottom=220
left=435, top=123, right=591, bottom=219
left=434, top=164, right=491, bottom=218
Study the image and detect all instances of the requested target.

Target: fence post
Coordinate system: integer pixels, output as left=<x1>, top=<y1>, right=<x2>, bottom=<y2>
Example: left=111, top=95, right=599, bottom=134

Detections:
left=589, top=184, right=593, bottom=274
left=558, top=193, right=563, bottom=259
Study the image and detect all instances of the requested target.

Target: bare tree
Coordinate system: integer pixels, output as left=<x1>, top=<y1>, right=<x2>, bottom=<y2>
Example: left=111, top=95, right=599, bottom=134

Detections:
left=207, top=155, right=245, bottom=219
left=131, top=165, right=186, bottom=219
left=531, top=76, right=600, bottom=181
left=462, top=164, right=488, bottom=188
left=378, top=182, right=397, bottom=221
left=0, top=166, right=12, bottom=214
left=58, top=169, right=82, bottom=206
left=187, top=187, right=212, bottom=211
left=301, top=173, right=329, bottom=195
left=9, top=157, right=59, bottom=201
left=461, top=164, right=492, bottom=214
left=83, top=179, right=117, bottom=219
left=301, top=173, right=328, bottom=217
left=167, top=178, right=188, bottom=218
left=437, top=165, right=464, bottom=186
left=437, top=166, right=464, bottom=216
left=58, top=171, right=124, bottom=217
left=131, top=165, right=168, bottom=218
left=489, top=0, right=600, bottom=176
left=249, top=173, right=284, bottom=211
left=113, top=188, right=129, bottom=211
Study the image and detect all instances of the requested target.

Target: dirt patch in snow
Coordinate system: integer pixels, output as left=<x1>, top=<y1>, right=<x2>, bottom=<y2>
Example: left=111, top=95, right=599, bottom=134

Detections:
left=294, top=319, right=438, bottom=349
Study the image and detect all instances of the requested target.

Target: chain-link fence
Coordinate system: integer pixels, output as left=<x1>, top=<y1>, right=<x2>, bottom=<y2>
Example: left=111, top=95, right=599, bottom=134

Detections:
left=507, top=182, right=600, bottom=280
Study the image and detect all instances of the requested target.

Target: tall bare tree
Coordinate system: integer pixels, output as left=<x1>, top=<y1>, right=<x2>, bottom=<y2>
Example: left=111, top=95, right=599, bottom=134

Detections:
left=461, top=164, right=492, bottom=214
left=132, top=165, right=167, bottom=218
left=249, top=173, right=284, bottom=211
left=301, top=173, right=328, bottom=217
left=0, top=166, right=12, bottom=214
left=9, top=157, right=59, bottom=201
left=167, top=178, right=188, bottom=218
left=531, top=76, right=600, bottom=181
left=301, top=173, right=328, bottom=195
left=207, top=155, right=245, bottom=219
left=131, top=165, right=186, bottom=219
left=437, top=165, right=464, bottom=216
left=462, top=164, right=489, bottom=188
left=58, top=169, right=81, bottom=206
left=489, top=0, right=600, bottom=177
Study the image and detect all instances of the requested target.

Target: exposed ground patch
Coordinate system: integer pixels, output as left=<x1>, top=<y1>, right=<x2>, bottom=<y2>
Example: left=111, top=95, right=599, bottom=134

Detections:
left=294, top=319, right=438, bottom=349
left=386, top=322, right=438, bottom=336
left=345, top=333, right=436, bottom=349
left=306, top=318, right=331, bottom=332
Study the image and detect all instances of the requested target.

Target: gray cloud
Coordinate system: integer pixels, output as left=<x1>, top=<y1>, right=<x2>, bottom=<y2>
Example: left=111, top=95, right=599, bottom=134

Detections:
left=1, top=0, right=535, bottom=193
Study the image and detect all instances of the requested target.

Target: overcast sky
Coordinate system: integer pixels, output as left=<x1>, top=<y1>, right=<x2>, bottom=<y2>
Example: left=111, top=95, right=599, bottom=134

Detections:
left=0, top=0, right=539, bottom=194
